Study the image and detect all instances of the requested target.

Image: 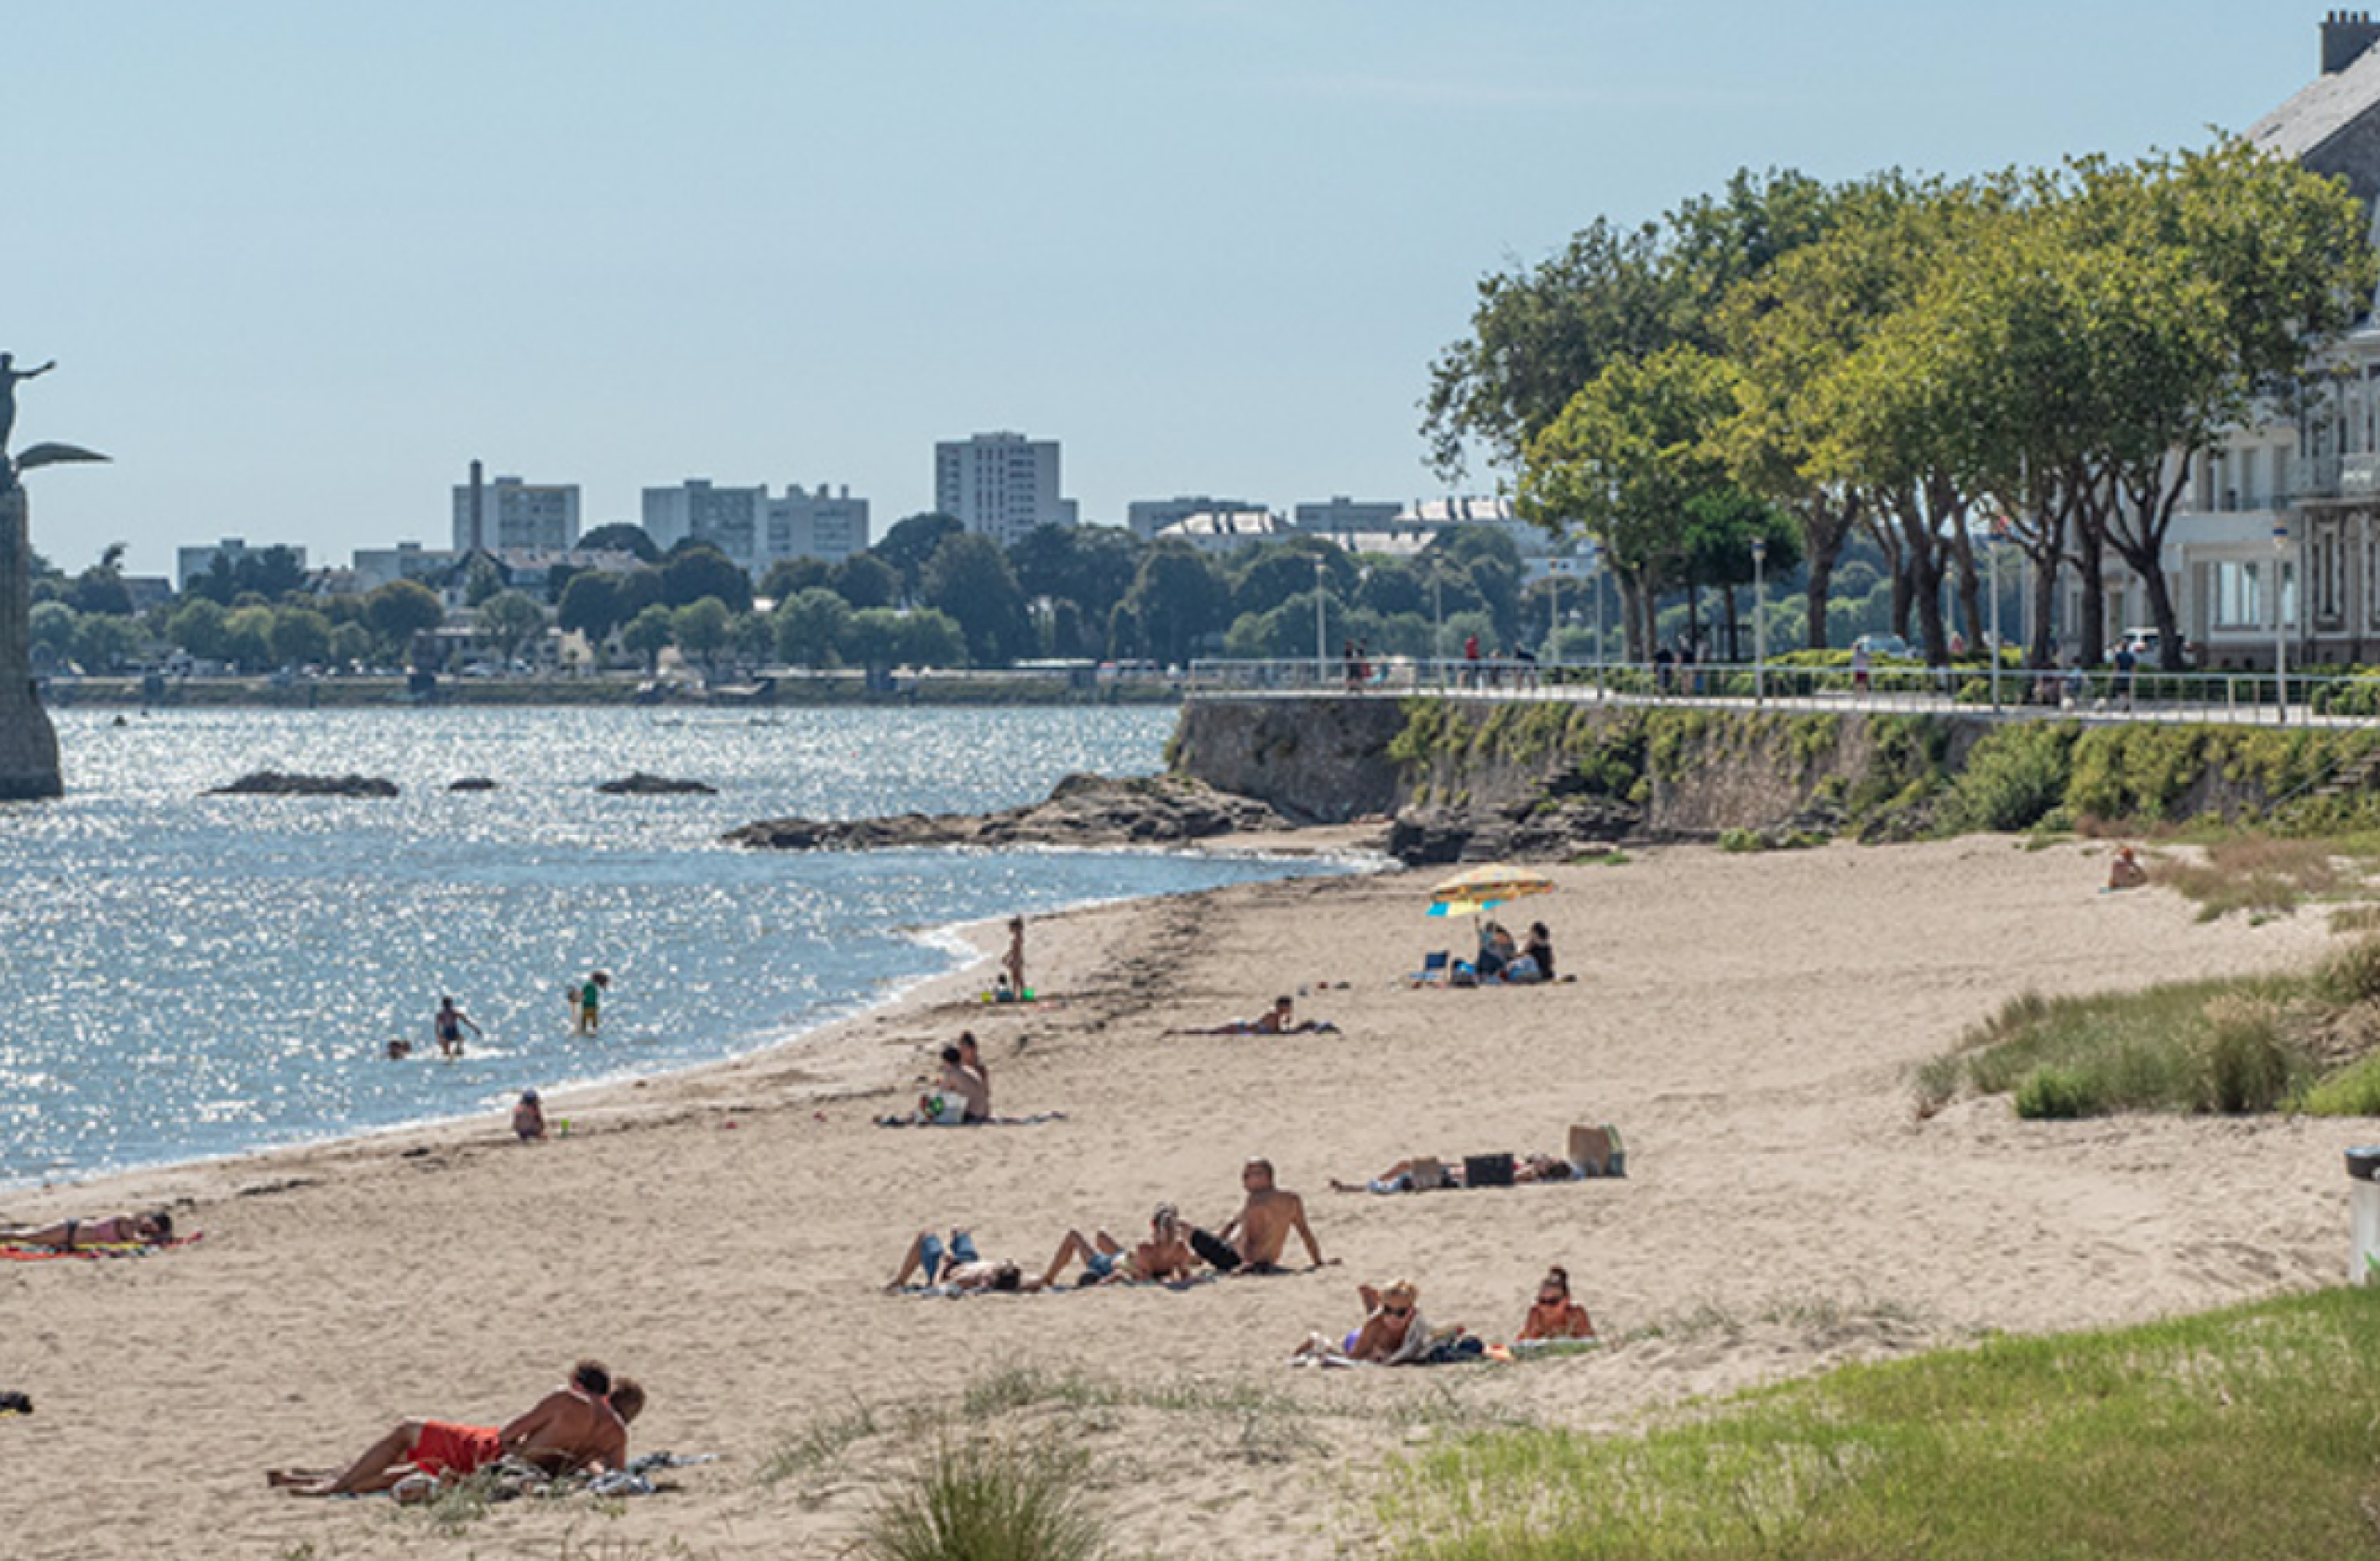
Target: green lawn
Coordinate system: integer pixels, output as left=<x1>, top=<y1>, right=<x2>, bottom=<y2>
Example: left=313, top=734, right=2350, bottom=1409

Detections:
left=1384, top=1287, right=2380, bottom=1561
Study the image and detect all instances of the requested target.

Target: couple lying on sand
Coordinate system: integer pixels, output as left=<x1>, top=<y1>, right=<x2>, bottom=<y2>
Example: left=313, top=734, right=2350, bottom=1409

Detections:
left=1330, top=1126, right=1623, bottom=1194
left=1168, top=996, right=1339, bottom=1037
left=889, top=1158, right=1329, bottom=1292
left=268, top=1359, right=643, bottom=1498
left=1291, top=1265, right=1596, bottom=1367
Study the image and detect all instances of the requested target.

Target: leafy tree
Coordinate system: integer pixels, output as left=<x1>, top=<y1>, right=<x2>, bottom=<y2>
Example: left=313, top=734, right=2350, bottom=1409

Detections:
left=268, top=607, right=333, bottom=668
left=462, top=555, right=507, bottom=607
left=921, top=533, right=1030, bottom=666
left=579, top=523, right=660, bottom=562
left=73, top=613, right=143, bottom=672
left=841, top=607, right=908, bottom=668
left=620, top=603, right=676, bottom=672
left=897, top=608, right=968, bottom=668
left=557, top=572, right=623, bottom=642
left=672, top=596, right=734, bottom=671
left=30, top=602, right=77, bottom=663
left=1117, top=542, right=1230, bottom=666
left=732, top=610, right=775, bottom=666
left=364, top=579, right=445, bottom=663
left=832, top=552, right=901, bottom=611
left=661, top=546, right=752, bottom=613
left=872, top=512, right=963, bottom=603
left=477, top=589, right=549, bottom=663
left=167, top=598, right=230, bottom=662
left=187, top=544, right=308, bottom=605
left=223, top=605, right=276, bottom=671
left=758, top=556, right=834, bottom=603
left=70, top=543, right=132, bottom=616
left=330, top=621, right=373, bottom=668
left=774, top=588, right=851, bottom=668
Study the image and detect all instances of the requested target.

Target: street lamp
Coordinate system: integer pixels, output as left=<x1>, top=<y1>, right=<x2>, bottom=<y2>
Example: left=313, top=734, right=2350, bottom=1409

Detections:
left=2274, top=519, right=2290, bottom=725
left=1988, top=520, right=2003, bottom=711
left=1751, top=536, right=1767, bottom=705
left=1314, top=555, right=1329, bottom=687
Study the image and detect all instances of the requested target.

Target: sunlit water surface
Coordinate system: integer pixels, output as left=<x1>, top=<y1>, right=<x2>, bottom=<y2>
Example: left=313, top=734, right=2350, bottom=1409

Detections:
left=0, top=706, right=1342, bottom=1187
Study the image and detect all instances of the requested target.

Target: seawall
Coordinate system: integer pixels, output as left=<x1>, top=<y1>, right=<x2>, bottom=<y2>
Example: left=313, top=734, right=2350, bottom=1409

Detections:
left=1170, top=696, right=2380, bottom=862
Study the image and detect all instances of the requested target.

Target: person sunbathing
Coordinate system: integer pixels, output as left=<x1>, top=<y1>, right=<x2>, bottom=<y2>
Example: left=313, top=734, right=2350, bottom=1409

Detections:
left=1190, top=1159, right=1327, bottom=1274
left=1291, top=1278, right=1429, bottom=1365
left=1171, top=996, right=1339, bottom=1036
left=1331, top=1150, right=1581, bottom=1194
left=0, top=1210, right=173, bottom=1250
left=886, top=1229, right=1045, bottom=1292
left=2107, top=845, right=2149, bottom=891
left=1041, top=1204, right=1198, bottom=1287
left=1518, top=1265, right=1596, bottom=1342
left=268, top=1362, right=642, bottom=1496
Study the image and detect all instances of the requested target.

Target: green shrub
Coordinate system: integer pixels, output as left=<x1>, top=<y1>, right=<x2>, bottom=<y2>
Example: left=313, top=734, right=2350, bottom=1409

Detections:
left=2300, top=1052, right=2380, bottom=1116
left=2315, top=934, right=2380, bottom=1007
left=1937, top=721, right=2077, bottom=834
left=2015, top=1065, right=2102, bottom=1119
left=1719, top=827, right=1764, bottom=853
left=860, top=1435, right=1108, bottom=1561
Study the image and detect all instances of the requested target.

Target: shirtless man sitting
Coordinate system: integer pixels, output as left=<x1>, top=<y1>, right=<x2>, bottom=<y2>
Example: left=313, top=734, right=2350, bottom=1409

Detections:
left=268, top=1361, right=642, bottom=1496
left=1190, top=1159, right=1328, bottom=1275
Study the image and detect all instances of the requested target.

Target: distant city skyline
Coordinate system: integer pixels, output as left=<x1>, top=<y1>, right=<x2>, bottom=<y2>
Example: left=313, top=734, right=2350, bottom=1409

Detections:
left=13, top=2, right=2318, bottom=577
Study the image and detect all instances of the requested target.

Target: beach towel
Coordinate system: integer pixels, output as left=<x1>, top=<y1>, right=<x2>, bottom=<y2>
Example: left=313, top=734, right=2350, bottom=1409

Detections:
left=874, top=1111, right=1066, bottom=1129
left=0, top=1232, right=204, bottom=1263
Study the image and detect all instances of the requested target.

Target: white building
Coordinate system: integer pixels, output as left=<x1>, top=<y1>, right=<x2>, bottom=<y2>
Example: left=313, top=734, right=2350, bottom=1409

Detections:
left=935, top=431, right=1077, bottom=545
left=451, top=466, right=580, bottom=553
left=1293, top=496, right=1403, bottom=534
left=1129, top=495, right=1262, bottom=540
left=1152, top=509, right=1291, bottom=554
left=643, top=480, right=768, bottom=570
left=176, top=537, right=308, bottom=593
left=766, top=484, right=871, bottom=564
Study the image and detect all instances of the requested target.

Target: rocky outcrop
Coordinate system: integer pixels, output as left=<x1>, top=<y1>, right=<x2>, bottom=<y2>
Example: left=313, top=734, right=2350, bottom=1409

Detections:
left=597, top=773, right=718, bottom=796
left=448, top=777, right=499, bottom=792
left=208, top=771, right=400, bottom=798
left=728, top=773, right=1285, bottom=852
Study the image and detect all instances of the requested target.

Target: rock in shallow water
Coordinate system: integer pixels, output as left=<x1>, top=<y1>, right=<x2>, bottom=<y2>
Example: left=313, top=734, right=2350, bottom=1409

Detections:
left=207, top=771, right=400, bottom=799
left=725, top=773, right=1285, bottom=851
left=596, top=773, right=719, bottom=796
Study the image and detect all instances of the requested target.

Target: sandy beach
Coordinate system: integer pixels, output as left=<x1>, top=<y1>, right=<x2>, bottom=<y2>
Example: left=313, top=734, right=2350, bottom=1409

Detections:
left=2, top=833, right=2362, bottom=1560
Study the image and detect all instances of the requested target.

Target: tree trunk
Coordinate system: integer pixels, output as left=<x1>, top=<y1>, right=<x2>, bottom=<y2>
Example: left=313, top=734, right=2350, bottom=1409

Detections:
left=1949, top=525, right=1983, bottom=652
left=2074, top=506, right=2108, bottom=668
left=1722, top=583, right=1740, bottom=662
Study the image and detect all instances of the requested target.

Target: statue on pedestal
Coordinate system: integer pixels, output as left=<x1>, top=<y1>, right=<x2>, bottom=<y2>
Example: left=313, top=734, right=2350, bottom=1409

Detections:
left=1, top=352, right=107, bottom=800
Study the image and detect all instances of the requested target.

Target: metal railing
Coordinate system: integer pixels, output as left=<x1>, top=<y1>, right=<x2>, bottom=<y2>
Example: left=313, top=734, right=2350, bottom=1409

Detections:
left=1183, top=655, right=2380, bottom=727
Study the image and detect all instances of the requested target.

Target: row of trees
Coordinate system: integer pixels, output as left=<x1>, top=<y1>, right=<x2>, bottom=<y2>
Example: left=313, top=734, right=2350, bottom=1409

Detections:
left=29, top=509, right=1553, bottom=675
left=1425, top=141, right=2376, bottom=669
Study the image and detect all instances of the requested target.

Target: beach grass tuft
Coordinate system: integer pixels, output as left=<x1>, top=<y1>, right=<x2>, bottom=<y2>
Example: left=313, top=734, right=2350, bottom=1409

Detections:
left=2157, top=835, right=2347, bottom=921
left=857, top=1435, right=1109, bottom=1561
left=1381, top=1288, right=2380, bottom=1561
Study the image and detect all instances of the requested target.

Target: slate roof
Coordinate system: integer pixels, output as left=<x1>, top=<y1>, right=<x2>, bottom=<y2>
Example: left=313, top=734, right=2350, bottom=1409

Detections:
left=2248, top=42, right=2380, bottom=163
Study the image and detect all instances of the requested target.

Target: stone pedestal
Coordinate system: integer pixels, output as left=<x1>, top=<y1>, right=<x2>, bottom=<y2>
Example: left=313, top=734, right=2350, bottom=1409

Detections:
left=0, top=484, right=61, bottom=800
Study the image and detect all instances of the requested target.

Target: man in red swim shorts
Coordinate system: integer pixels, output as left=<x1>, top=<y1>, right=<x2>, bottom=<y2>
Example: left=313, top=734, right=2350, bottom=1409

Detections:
left=267, top=1360, right=643, bottom=1497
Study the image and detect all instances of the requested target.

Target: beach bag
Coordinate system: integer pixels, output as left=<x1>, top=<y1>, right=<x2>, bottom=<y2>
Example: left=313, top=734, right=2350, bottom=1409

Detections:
left=1448, top=961, right=1479, bottom=988
left=1464, top=1152, right=1514, bottom=1188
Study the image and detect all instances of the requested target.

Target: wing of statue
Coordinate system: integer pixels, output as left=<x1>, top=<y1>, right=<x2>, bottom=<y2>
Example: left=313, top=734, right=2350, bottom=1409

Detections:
left=13, top=443, right=111, bottom=470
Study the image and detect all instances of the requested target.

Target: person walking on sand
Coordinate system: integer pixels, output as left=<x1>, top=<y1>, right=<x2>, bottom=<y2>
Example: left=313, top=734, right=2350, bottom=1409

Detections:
left=1002, top=916, right=1026, bottom=999
left=434, top=996, right=482, bottom=1058
left=1190, top=1158, right=1328, bottom=1275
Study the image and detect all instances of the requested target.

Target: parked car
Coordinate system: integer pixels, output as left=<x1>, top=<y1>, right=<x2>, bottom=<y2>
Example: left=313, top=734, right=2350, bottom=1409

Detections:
left=2107, top=628, right=2162, bottom=663
left=1850, top=633, right=1911, bottom=659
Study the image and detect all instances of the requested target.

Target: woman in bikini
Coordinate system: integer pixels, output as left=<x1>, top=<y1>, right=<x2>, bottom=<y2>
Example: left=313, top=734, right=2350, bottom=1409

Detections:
left=0, top=1210, right=173, bottom=1250
left=1518, top=1265, right=1596, bottom=1341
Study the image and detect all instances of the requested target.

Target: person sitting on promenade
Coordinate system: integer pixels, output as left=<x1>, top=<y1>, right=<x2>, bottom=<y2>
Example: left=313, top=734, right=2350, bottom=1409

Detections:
left=2107, top=845, right=2149, bottom=892
left=1518, top=1265, right=1596, bottom=1342
left=512, top=1090, right=547, bottom=1143
left=1, top=1210, right=173, bottom=1250
left=1170, top=996, right=1339, bottom=1036
left=1190, top=1159, right=1328, bottom=1275
left=1290, top=1278, right=1429, bottom=1366
left=268, top=1361, right=641, bottom=1496
left=1041, top=1204, right=1199, bottom=1288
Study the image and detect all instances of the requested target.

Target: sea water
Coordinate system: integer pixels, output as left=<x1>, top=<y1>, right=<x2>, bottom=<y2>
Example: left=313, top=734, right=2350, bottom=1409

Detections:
left=0, top=705, right=1343, bottom=1188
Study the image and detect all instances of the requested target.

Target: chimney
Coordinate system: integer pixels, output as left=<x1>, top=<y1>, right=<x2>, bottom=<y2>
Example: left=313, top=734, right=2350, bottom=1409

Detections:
left=2325, top=10, right=2380, bottom=73
left=468, top=458, right=485, bottom=552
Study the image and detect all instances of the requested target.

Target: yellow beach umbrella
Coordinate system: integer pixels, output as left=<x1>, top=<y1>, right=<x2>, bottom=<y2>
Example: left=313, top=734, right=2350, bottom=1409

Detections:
left=1426, top=862, right=1554, bottom=918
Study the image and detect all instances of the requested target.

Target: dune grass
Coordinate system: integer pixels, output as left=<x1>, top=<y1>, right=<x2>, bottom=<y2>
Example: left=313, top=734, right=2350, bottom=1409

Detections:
left=1917, top=936, right=2380, bottom=1119
left=1382, top=1287, right=2380, bottom=1561
left=857, top=1435, right=1110, bottom=1561
left=2156, top=835, right=2350, bottom=921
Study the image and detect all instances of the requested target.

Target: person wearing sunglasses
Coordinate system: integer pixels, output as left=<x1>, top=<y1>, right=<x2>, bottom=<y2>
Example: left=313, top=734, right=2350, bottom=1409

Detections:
left=1291, top=1278, right=1430, bottom=1366
left=1519, top=1265, right=1596, bottom=1342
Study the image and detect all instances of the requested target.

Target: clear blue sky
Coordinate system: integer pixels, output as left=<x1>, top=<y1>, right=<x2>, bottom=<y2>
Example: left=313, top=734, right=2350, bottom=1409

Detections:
left=8, top=2, right=2326, bottom=577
